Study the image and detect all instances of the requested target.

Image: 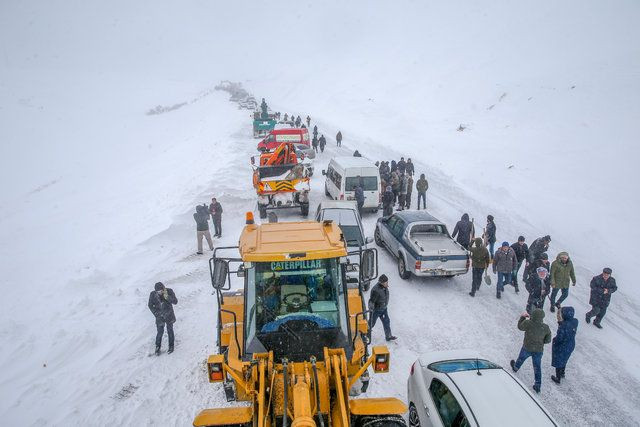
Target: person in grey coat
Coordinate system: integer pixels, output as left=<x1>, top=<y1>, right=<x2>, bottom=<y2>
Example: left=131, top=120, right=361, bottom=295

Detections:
left=148, top=282, right=178, bottom=355
left=493, top=241, right=518, bottom=298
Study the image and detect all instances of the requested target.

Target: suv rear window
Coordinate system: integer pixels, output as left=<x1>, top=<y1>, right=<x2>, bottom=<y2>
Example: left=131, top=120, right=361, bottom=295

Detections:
left=428, top=359, right=500, bottom=373
left=345, top=176, right=378, bottom=191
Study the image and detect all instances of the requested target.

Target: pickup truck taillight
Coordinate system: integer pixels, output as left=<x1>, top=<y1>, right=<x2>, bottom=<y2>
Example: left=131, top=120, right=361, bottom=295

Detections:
left=415, top=260, right=421, bottom=271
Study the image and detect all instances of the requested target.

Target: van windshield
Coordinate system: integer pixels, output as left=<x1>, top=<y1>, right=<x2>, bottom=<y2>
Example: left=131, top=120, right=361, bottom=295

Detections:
left=346, top=176, right=378, bottom=191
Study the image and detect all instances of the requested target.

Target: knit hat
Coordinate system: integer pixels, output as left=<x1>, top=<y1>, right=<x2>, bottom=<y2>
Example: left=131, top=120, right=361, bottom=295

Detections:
left=154, top=282, right=165, bottom=291
left=518, top=236, right=525, bottom=242
left=536, top=267, right=548, bottom=275
left=379, top=274, right=389, bottom=283
left=540, top=253, right=549, bottom=260
left=501, top=241, right=509, bottom=247
left=603, top=267, right=612, bottom=274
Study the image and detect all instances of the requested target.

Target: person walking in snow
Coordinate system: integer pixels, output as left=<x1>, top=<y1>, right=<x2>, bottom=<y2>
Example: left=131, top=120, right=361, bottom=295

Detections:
left=585, top=268, right=617, bottom=329
left=319, top=135, right=326, bottom=152
left=148, top=282, right=178, bottom=355
left=451, top=213, right=473, bottom=250
left=405, top=158, right=415, bottom=176
left=209, top=197, right=223, bottom=238
left=312, top=135, right=319, bottom=153
left=336, top=130, right=343, bottom=147
left=511, top=236, right=529, bottom=288
left=484, top=215, right=497, bottom=256
left=353, top=180, right=365, bottom=214
left=469, top=237, right=491, bottom=297
left=549, top=252, right=576, bottom=312
left=510, top=308, right=552, bottom=393
left=551, top=306, right=578, bottom=384
left=405, top=174, right=414, bottom=209
left=194, top=204, right=213, bottom=254
left=368, top=274, right=397, bottom=341
left=416, top=173, right=428, bottom=210
left=525, top=267, right=550, bottom=313
left=313, top=125, right=318, bottom=138
left=493, top=241, right=517, bottom=298
left=528, top=235, right=551, bottom=264
left=382, top=186, right=395, bottom=216
left=306, top=115, right=310, bottom=127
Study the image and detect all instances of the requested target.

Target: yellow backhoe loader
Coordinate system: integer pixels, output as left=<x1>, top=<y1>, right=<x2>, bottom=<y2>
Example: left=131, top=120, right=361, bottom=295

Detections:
left=193, top=213, right=407, bottom=427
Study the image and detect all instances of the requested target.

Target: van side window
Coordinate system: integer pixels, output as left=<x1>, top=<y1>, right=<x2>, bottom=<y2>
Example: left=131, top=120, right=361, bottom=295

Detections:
left=429, top=379, right=469, bottom=427
left=332, top=170, right=342, bottom=189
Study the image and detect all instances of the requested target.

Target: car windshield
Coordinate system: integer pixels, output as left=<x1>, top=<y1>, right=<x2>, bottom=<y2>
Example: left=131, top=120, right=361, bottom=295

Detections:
left=245, top=258, right=347, bottom=340
left=345, top=176, right=378, bottom=191
left=428, top=359, right=501, bottom=373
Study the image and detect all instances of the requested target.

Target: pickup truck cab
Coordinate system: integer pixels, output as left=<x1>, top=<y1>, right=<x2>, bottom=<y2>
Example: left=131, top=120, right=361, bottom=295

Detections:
left=375, top=211, right=469, bottom=279
left=257, top=128, right=310, bottom=151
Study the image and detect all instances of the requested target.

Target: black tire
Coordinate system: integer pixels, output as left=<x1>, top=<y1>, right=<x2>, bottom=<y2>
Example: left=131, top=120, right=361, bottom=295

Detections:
left=258, top=205, right=267, bottom=219
left=325, top=184, right=331, bottom=197
left=408, top=404, right=421, bottom=427
left=374, top=226, right=384, bottom=247
left=300, top=203, right=309, bottom=217
left=358, top=415, right=407, bottom=427
left=398, top=255, right=411, bottom=279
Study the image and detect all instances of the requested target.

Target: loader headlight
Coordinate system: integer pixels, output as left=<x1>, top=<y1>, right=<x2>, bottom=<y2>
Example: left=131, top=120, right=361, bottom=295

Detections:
left=372, top=346, right=390, bottom=373
left=207, top=355, right=225, bottom=382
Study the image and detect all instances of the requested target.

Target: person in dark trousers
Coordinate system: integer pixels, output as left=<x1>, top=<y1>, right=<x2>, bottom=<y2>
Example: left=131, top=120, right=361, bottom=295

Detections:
left=306, top=115, right=310, bottom=127
left=416, top=174, right=428, bottom=210
left=451, top=213, right=473, bottom=249
left=485, top=215, right=497, bottom=256
left=295, top=116, right=301, bottom=127
left=354, top=181, right=365, bottom=214
left=551, top=306, right=578, bottom=384
left=368, top=274, right=397, bottom=341
left=405, top=174, right=414, bottom=209
left=511, top=236, right=529, bottom=288
left=390, top=160, right=397, bottom=173
left=209, top=198, right=223, bottom=238
left=549, top=251, right=576, bottom=312
left=468, top=237, right=490, bottom=297
left=510, top=308, right=552, bottom=393
left=382, top=185, right=394, bottom=216
left=398, top=174, right=408, bottom=210
left=585, top=268, right=617, bottom=328
left=319, top=136, right=326, bottom=153
left=194, top=204, right=213, bottom=254
left=525, top=267, right=550, bottom=314
left=336, top=131, right=342, bottom=146
left=405, top=158, right=415, bottom=176
left=493, top=241, right=517, bottom=298
left=312, top=135, right=319, bottom=153
left=397, top=157, right=406, bottom=174
left=148, top=282, right=178, bottom=355
left=523, top=252, right=550, bottom=283
left=313, top=125, right=318, bottom=138
left=528, top=235, right=551, bottom=264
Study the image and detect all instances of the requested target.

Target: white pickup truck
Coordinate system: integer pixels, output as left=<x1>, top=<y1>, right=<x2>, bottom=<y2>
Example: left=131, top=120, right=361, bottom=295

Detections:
left=374, top=211, right=470, bottom=279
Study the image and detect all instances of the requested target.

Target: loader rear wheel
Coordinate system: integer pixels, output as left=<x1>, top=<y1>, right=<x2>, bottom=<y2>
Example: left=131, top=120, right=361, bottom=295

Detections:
left=357, top=415, right=407, bottom=427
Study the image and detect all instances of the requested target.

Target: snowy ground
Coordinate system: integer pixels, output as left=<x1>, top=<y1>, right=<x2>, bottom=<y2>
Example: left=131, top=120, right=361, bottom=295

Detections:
left=1, top=0, right=639, bottom=426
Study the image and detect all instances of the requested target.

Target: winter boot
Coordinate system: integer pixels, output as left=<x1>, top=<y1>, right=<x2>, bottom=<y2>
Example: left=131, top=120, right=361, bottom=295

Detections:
left=593, top=322, right=603, bottom=329
left=168, top=346, right=174, bottom=354
left=550, top=304, right=555, bottom=313
left=551, top=375, right=561, bottom=384
left=155, top=346, right=161, bottom=356
left=510, top=360, right=517, bottom=372
left=585, top=314, right=591, bottom=324
left=469, top=292, right=475, bottom=297
left=386, top=335, right=397, bottom=341
left=533, top=384, right=541, bottom=393
left=496, top=292, right=501, bottom=299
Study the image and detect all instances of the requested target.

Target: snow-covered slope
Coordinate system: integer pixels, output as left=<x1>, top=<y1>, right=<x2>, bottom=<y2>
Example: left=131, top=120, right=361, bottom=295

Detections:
left=1, top=0, right=639, bottom=426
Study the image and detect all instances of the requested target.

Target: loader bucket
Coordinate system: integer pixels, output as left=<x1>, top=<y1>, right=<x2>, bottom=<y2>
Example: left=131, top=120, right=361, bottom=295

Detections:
left=193, top=406, right=253, bottom=427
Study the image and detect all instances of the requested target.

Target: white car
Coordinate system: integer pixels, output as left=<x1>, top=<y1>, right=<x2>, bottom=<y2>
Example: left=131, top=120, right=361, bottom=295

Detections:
left=407, top=351, right=557, bottom=427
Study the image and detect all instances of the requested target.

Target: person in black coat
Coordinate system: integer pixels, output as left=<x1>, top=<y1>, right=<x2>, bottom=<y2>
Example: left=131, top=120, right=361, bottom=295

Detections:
left=525, top=267, right=550, bottom=314
left=405, top=158, right=415, bottom=176
left=368, top=274, right=396, bottom=341
left=528, top=235, right=551, bottom=264
left=397, top=157, right=406, bottom=174
left=148, top=282, right=178, bottom=355
left=336, top=131, right=343, bottom=146
left=585, top=268, right=617, bottom=328
left=523, top=252, right=550, bottom=282
left=551, top=306, right=578, bottom=384
left=485, top=215, right=497, bottom=255
left=382, top=186, right=395, bottom=216
left=390, top=160, right=397, bottom=173
left=511, top=236, right=530, bottom=287
left=451, top=213, right=473, bottom=249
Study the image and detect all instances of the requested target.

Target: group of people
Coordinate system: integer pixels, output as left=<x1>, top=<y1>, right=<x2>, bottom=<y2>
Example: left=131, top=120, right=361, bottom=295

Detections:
left=376, top=157, right=429, bottom=216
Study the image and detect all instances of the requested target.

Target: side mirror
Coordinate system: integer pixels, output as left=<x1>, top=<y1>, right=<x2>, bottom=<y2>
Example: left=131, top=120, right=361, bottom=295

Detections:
left=321, top=169, right=326, bottom=176
left=236, top=264, right=245, bottom=278
left=212, top=259, right=229, bottom=289
left=360, top=249, right=377, bottom=282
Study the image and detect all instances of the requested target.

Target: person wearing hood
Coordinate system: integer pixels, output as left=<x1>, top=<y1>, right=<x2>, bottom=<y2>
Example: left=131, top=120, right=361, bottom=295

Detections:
left=416, top=173, right=429, bottom=210
left=493, top=241, right=518, bottom=298
left=485, top=215, right=497, bottom=256
left=551, top=306, right=578, bottom=384
left=549, top=251, right=576, bottom=312
left=510, top=308, right=552, bottom=393
left=451, top=213, right=473, bottom=250
left=528, top=235, right=551, bottom=264
left=382, top=185, right=395, bottom=216
left=148, top=282, right=178, bottom=355
left=336, top=130, right=342, bottom=147
left=468, top=237, right=490, bottom=297
left=525, top=267, right=551, bottom=313
left=585, top=268, right=617, bottom=328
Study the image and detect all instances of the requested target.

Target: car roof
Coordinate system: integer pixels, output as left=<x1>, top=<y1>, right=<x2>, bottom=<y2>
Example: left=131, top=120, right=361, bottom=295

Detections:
left=317, top=200, right=358, bottom=210
left=394, top=210, right=441, bottom=223
left=329, top=156, right=378, bottom=169
left=447, top=370, right=556, bottom=426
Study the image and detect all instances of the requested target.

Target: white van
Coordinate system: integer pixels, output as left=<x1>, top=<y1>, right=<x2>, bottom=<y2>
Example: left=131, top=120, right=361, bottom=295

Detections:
left=322, top=157, right=381, bottom=213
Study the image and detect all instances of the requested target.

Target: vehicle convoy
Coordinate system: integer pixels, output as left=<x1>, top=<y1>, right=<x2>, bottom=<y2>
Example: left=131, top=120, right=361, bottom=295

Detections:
left=258, top=128, right=310, bottom=151
left=193, top=216, right=407, bottom=427
left=407, top=350, right=557, bottom=427
left=252, top=142, right=313, bottom=219
left=374, top=211, right=470, bottom=279
left=323, top=157, right=381, bottom=213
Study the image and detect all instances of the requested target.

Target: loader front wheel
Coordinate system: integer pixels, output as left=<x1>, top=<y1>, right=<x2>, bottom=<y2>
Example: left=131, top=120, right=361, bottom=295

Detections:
left=357, top=415, right=407, bottom=427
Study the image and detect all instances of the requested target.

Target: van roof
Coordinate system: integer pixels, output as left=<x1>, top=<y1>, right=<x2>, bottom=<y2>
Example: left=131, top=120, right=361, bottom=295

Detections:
left=330, top=156, right=378, bottom=169
left=270, top=128, right=308, bottom=135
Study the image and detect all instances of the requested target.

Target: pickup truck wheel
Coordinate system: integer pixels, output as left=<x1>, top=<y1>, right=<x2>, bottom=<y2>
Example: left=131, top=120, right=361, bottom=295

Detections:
left=374, top=227, right=383, bottom=247
left=398, top=255, right=411, bottom=279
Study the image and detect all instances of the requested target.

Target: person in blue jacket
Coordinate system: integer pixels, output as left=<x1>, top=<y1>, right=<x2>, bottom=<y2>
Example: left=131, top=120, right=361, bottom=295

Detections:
left=551, top=306, right=579, bottom=384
